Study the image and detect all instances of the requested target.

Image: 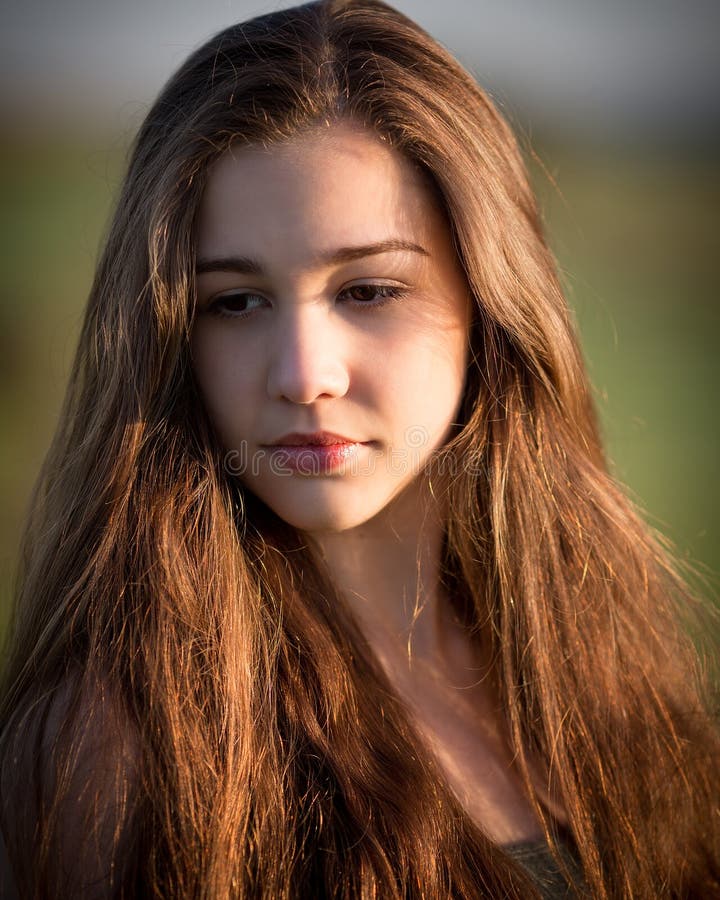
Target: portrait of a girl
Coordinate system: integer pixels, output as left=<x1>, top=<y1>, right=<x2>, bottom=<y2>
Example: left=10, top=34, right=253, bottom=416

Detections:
left=1, top=1, right=718, bottom=897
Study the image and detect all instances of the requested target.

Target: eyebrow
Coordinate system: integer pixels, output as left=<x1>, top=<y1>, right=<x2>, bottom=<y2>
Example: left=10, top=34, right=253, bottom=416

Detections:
left=195, top=239, right=429, bottom=275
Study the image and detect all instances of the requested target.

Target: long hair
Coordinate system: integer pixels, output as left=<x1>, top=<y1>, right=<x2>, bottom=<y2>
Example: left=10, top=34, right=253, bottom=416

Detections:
left=1, top=1, right=718, bottom=896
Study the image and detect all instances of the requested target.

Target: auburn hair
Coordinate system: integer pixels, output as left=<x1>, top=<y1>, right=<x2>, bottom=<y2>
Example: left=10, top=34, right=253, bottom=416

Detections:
left=1, top=1, right=718, bottom=897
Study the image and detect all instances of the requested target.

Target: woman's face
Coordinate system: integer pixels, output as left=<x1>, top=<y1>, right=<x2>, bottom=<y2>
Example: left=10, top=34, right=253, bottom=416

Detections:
left=191, top=121, right=471, bottom=534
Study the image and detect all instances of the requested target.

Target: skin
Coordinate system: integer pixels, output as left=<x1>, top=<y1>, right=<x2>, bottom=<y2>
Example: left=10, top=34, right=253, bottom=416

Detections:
left=191, top=121, right=547, bottom=844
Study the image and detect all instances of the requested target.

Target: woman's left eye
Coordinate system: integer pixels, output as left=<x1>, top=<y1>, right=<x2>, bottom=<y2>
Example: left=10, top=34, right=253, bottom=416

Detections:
left=338, top=284, right=408, bottom=308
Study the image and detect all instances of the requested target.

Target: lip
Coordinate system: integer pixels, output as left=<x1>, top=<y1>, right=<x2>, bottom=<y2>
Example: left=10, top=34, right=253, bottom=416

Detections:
left=264, top=431, right=361, bottom=447
left=261, top=439, right=367, bottom=475
left=259, top=432, right=372, bottom=475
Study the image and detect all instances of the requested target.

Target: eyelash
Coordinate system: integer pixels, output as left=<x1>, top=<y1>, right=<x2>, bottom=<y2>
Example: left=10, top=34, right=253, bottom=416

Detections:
left=205, top=284, right=409, bottom=319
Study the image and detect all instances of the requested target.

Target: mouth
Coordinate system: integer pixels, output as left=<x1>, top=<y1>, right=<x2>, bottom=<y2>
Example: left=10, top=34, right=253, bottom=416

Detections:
left=259, top=434, right=369, bottom=475
left=263, top=431, right=362, bottom=447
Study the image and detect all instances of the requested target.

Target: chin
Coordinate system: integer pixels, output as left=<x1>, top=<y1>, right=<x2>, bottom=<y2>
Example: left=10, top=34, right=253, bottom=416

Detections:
left=268, top=503, right=379, bottom=535
left=242, top=480, right=393, bottom=535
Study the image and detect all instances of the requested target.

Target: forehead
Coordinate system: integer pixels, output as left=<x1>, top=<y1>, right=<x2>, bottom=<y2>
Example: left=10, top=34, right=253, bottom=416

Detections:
left=195, top=122, right=449, bottom=263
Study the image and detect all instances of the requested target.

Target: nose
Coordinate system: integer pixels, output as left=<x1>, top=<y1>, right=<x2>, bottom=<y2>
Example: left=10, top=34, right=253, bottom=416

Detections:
left=266, top=304, right=350, bottom=404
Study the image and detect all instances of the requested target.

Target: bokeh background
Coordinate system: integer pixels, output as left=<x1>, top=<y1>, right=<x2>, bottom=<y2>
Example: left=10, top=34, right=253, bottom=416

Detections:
left=1, top=0, right=719, bottom=633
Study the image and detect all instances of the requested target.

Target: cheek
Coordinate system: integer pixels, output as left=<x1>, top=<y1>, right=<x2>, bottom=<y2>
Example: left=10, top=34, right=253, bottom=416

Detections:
left=381, top=329, right=468, bottom=434
left=191, top=329, right=260, bottom=445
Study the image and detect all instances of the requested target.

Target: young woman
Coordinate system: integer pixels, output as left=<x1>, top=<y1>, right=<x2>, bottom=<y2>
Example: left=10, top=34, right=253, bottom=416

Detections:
left=1, top=1, right=718, bottom=897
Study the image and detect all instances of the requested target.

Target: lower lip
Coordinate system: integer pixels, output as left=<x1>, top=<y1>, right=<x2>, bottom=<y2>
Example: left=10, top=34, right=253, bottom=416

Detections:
left=263, top=442, right=366, bottom=474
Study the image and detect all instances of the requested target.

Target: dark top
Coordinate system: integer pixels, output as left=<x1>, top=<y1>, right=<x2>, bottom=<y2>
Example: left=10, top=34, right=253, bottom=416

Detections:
left=505, top=840, right=585, bottom=899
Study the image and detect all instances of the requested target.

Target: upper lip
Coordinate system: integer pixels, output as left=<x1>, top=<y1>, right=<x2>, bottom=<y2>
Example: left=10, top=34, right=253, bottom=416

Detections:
left=264, top=431, right=360, bottom=446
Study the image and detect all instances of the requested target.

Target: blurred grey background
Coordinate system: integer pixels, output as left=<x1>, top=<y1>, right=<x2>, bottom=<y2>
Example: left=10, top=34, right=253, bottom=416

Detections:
left=1, top=0, right=719, bottom=627
left=3, top=0, right=719, bottom=142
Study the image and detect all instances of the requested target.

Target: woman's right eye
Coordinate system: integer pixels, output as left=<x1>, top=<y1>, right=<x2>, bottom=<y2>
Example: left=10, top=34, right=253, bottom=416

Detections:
left=207, top=292, right=267, bottom=319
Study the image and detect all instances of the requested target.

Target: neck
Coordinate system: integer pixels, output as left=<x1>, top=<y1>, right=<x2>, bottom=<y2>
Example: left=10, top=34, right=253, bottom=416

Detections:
left=305, top=477, right=464, bottom=678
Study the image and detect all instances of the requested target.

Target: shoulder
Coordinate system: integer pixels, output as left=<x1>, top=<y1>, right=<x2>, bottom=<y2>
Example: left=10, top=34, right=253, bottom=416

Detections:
left=1, top=669, right=140, bottom=898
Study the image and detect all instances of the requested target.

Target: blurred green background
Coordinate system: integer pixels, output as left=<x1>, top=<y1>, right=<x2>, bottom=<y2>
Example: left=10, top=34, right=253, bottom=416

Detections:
left=1, top=1, right=718, bottom=637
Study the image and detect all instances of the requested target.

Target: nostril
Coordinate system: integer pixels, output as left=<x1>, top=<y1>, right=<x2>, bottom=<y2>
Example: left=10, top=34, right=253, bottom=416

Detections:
left=267, top=358, right=350, bottom=405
